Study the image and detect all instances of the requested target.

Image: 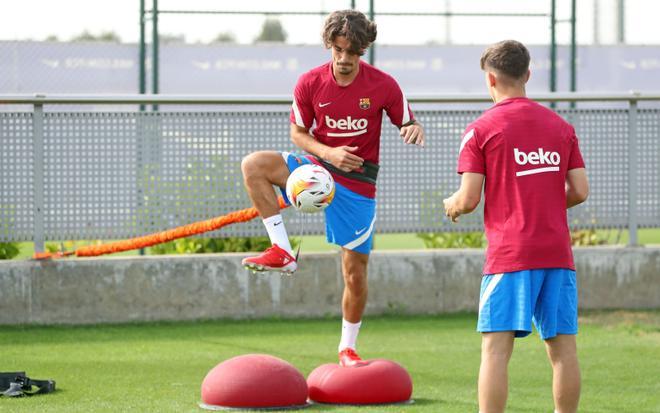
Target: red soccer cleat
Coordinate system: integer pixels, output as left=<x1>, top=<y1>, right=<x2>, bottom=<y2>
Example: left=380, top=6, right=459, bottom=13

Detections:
left=338, top=348, right=367, bottom=367
left=242, top=244, right=297, bottom=274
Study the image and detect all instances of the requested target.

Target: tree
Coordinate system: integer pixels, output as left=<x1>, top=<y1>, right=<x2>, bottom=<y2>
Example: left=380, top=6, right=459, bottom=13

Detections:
left=96, top=31, right=122, bottom=43
left=254, top=18, right=287, bottom=43
left=44, top=35, right=59, bottom=42
left=159, top=33, right=186, bottom=44
left=70, top=30, right=121, bottom=43
left=211, top=32, right=237, bottom=44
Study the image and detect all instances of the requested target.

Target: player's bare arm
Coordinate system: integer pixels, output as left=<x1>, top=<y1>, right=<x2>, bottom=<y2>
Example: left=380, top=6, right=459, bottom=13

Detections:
left=565, top=167, right=589, bottom=208
left=290, top=123, right=364, bottom=173
left=443, top=172, right=485, bottom=222
left=400, top=120, right=425, bottom=146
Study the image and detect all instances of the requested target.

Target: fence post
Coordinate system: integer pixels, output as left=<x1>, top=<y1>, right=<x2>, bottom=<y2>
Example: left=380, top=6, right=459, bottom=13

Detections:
left=628, top=99, right=638, bottom=246
left=368, top=0, right=375, bottom=66
left=33, top=102, right=45, bottom=253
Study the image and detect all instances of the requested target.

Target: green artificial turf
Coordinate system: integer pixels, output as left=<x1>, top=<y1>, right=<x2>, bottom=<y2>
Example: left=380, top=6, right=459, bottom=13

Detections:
left=1, top=311, right=659, bottom=412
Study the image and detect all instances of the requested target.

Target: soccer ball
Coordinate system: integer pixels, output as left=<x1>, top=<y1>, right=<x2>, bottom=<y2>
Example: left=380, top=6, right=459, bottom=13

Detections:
left=286, top=164, right=335, bottom=213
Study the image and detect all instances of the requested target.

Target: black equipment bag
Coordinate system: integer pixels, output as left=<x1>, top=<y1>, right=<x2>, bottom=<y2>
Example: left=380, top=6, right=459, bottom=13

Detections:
left=0, top=372, right=55, bottom=397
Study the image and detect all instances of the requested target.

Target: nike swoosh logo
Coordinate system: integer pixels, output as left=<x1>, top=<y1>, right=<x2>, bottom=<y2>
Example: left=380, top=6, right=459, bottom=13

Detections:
left=355, top=227, right=367, bottom=235
left=274, top=221, right=282, bottom=226
left=318, top=102, right=332, bottom=107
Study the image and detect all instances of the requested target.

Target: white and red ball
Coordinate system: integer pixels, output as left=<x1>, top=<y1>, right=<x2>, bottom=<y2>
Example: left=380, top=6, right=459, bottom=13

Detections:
left=286, top=164, right=335, bottom=213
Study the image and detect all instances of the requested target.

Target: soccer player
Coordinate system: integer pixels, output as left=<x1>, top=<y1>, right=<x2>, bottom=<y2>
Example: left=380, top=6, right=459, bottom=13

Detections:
left=443, top=40, right=589, bottom=413
left=240, top=10, right=425, bottom=367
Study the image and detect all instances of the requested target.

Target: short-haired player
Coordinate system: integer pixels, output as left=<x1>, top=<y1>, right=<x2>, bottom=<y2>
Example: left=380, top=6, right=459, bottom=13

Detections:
left=443, top=40, right=589, bottom=413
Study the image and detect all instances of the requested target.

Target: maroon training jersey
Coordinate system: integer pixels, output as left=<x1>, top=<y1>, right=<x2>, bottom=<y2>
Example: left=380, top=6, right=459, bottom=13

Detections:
left=457, top=97, right=586, bottom=274
left=290, top=60, right=414, bottom=198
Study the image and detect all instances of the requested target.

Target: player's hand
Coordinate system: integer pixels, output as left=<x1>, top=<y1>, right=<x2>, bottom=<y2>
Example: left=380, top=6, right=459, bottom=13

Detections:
left=443, top=194, right=461, bottom=223
left=325, top=146, right=364, bottom=173
left=400, top=122, right=425, bottom=146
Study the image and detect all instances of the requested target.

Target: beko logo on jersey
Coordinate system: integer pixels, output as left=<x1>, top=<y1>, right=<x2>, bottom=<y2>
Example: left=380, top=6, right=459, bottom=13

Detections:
left=514, top=148, right=561, bottom=177
left=325, top=115, right=368, bottom=137
left=514, top=148, right=560, bottom=166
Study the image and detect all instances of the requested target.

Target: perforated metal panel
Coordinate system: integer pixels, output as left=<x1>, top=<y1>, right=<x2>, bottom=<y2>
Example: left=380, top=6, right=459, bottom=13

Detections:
left=1, top=105, right=659, bottom=242
left=638, top=109, right=660, bottom=228
left=0, top=113, right=34, bottom=240
left=43, top=113, right=140, bottom=239
left=378, top=110, right=485, bottom=233
left=133, top=110, right=316, bottom=239
left=40, top=110, right=318, bottom=240
left=560, top=109, right=631, bottom=229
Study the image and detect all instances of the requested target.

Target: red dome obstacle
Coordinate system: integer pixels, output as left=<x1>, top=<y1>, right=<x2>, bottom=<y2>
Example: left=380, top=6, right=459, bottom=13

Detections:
left=307, top=359, right=413, bottom=405
left=200, top=354, right=309, bottom=410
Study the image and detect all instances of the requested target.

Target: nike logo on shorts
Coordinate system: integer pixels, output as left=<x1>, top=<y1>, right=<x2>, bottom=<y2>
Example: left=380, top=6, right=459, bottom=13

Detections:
left=355, top=227, right=367, bottom=235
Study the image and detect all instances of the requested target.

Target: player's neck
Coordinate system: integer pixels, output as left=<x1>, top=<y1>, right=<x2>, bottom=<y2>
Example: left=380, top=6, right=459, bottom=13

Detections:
left=492, top=88, right=526, bottom=104
left=333, top=63, right=360, bottom=87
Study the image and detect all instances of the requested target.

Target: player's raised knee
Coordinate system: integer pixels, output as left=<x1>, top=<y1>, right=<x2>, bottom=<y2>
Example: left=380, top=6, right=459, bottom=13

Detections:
left=240, top=152, right=260, bottom=176
left=241, top=152, right=276, bottom=183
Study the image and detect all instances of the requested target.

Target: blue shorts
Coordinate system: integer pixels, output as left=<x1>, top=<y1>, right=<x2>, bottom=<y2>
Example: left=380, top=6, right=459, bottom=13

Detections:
left=477, top=268, right=578, bottom=340
left=280, top=152, right=376, bottom=255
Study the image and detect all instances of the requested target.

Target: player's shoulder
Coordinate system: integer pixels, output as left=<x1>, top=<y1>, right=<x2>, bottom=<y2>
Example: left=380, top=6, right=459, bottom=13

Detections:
left=524, top=99, right=576, bottom=135
left=297, top=63, right=332, bottom=90
left=468, top=111, right=497, bottom=136
left=462, top=108, right=507, bottom=146
left=528, top=99, right=567, bottom=120
left=359, top=60, right=398, bottom=84
left=298, top=62, right=332, bottom=85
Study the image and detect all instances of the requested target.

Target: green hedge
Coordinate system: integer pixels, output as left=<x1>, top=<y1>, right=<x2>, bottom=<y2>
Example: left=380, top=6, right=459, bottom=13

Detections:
left=0, top=242, right=20, bottom=260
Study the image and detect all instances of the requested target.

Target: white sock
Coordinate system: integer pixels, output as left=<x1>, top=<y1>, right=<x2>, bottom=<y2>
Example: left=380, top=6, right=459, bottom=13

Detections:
left=338, top=318, right=362, bottom=352
left=262, top=214, right=293, bottom=256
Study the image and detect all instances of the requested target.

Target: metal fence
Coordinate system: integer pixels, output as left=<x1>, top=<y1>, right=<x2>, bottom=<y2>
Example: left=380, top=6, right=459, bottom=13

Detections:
left=1, top=93, right=659, bottom=252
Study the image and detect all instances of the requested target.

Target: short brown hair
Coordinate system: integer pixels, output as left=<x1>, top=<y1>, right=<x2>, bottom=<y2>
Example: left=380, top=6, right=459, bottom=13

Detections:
left=322, top=10, right=377, bottom=56
left=480, top=40, right=530, bottom=80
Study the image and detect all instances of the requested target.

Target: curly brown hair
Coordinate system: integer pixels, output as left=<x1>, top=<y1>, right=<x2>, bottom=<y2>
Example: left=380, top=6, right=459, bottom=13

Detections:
left=480, top=40, right=530, bottom=80
left=322, top=10, right=377, bottom=56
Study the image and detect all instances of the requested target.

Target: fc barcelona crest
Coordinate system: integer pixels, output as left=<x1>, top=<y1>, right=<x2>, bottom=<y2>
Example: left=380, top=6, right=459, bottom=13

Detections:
left=359, top=98, right=371, bottom=110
